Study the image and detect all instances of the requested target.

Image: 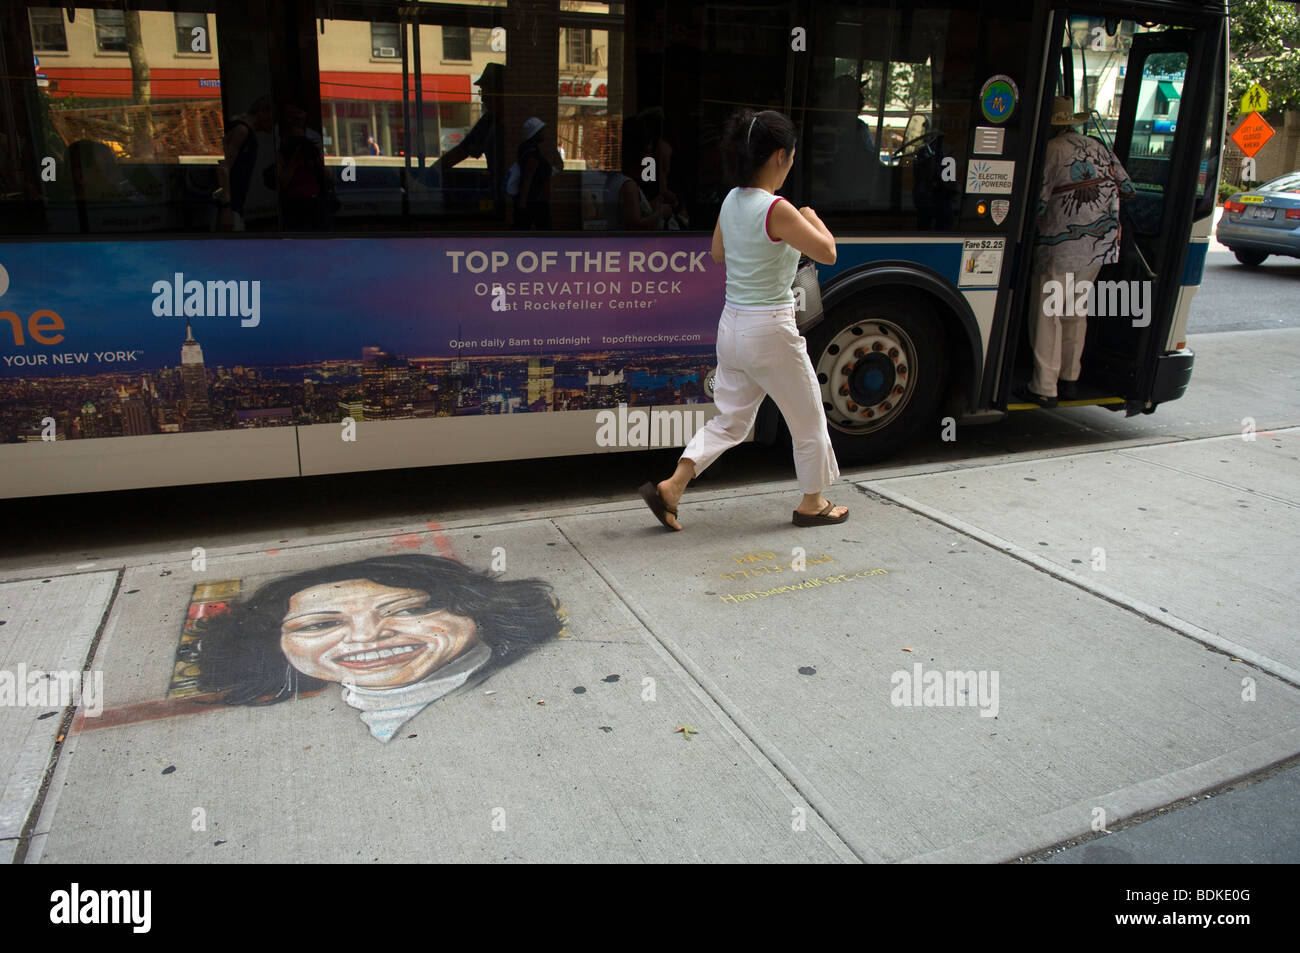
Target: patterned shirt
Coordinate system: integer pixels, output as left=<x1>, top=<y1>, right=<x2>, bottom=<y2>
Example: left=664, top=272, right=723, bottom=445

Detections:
left=1033, top=130, right=1136, bottom=272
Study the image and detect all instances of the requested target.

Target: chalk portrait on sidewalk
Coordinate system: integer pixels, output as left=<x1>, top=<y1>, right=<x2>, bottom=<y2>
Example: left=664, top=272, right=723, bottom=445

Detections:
left=195, top=555, right=562, bottom=742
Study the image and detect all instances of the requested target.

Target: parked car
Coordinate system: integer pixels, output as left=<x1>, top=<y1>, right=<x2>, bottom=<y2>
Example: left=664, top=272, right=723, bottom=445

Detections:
left=1216, top=171, right=1300, bottom=266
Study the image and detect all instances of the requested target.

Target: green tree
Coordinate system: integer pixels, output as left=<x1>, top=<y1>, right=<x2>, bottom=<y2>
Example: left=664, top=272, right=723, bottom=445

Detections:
left=1228, top=0, right=1300, bottom=117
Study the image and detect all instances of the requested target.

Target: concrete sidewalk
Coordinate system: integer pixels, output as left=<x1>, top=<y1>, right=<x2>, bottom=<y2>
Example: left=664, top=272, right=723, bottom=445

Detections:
left=3, top=428, right=1298, bottom=863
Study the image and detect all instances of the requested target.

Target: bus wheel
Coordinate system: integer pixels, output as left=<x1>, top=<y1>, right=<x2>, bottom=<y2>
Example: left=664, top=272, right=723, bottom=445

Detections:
left=1233, top=249, right=1268, bottom=267
left=805, top=291, right=949, bottom=464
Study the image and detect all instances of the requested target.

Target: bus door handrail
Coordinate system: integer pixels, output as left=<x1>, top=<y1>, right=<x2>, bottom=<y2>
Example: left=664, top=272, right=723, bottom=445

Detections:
left=1087, top=110, right=1157, bottom=280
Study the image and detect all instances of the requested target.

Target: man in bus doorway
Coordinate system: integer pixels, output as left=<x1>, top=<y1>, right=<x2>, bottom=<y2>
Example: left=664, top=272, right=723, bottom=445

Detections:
left=1019, top=96, right=1135, bottom=406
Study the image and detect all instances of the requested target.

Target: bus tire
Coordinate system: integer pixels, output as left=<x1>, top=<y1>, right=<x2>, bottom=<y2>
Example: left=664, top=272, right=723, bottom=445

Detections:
left=803, top=290, right=949, bottom=464
left=1233, top=249, right=1268, bottom=267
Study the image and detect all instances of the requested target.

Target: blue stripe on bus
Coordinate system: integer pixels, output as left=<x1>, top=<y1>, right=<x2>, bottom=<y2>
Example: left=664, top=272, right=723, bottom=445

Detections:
left=1182, top=241, right=1208, bottom=287
left=821, top=242, right=963, bottom=285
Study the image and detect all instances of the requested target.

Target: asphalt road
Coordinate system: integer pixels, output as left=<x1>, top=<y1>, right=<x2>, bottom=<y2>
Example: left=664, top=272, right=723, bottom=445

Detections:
left=1189, top=249, right=1300, bottom=334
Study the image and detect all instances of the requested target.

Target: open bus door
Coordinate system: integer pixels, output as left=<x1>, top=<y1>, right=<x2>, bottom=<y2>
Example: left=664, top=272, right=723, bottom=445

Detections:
left=1007, top=13, right=1216, bottom=414
left=1086, top=25, right=1214, bottom=413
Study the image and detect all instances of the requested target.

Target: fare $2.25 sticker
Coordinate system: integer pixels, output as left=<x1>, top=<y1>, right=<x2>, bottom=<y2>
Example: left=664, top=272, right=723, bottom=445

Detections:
left=959, top=238, right=1006, bottom=287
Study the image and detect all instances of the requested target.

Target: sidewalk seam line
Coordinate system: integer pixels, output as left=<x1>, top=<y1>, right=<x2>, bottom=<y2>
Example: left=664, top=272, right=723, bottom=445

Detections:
left=551, top=519, right=878, bottom=864
left=862, top=483, right=1300, bottom=689
left=11, top=567, right=124, bottom=865
left=1115, top=448, right=1299, bottom=507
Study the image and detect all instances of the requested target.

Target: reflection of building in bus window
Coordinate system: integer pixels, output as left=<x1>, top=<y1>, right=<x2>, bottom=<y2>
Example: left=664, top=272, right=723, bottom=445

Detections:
left=196, top=555, right=563, bottom=742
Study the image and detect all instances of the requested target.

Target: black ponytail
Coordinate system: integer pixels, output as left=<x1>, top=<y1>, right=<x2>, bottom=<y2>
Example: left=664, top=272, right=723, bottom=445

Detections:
left=722, top=108, right=796, bottom=187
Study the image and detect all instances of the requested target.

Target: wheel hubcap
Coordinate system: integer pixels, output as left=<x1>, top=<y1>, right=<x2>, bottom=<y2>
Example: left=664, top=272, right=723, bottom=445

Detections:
left=816, top=320, right=916, bottom=433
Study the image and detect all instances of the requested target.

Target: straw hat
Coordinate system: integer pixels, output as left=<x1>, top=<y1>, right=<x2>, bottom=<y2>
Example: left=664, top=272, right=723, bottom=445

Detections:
left=1049, top=96, right=1089, bottom=126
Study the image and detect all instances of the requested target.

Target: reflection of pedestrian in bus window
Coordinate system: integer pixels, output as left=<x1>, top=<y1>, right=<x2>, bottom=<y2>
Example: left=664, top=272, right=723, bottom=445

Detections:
left=810, top=75, right=882, bottom=211
left=196, top=555, right=562, bottom=742
left=910, top=124, right=958, bottom=230
left=68, top=140, right=134, bottom=203
left=512, top=117, right=554, bottom=229
left=639, top=107, right=689, bottom=227
left=218, top=95, right=273, bottom=231
left=276, top=106, right=332, bottom=230
left=433, top=63, right=506, bottom=200
left=640, top=109, right=848, bottom=531
left=604, top=115, right=674, bottom=229
left=367, top=135, right=382, bottom=156
left=637, top=107, right=676, bottom=207
left=1018, top=96, right=1136, bottom=406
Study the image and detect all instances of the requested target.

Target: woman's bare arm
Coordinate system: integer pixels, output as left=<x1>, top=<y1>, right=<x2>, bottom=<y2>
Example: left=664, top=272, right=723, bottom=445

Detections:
left=767, top=199, right=836, bottom=264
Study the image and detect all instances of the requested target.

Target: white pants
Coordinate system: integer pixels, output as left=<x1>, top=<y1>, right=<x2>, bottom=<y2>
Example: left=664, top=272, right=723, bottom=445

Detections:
left=682, top=303, right=840, bottom=494
left=1029, top=264, right=1100, bottom=397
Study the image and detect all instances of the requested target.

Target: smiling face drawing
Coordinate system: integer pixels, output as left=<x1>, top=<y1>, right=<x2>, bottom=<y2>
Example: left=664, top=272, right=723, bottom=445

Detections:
left=280, top=579, right=479, bottom=689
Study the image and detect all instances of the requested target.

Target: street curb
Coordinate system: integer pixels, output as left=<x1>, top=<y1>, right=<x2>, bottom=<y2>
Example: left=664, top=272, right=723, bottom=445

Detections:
left=904, top=726, right=1300, bottom=863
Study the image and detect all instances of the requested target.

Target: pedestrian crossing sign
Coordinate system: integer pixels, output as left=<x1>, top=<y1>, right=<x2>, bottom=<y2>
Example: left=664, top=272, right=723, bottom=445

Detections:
left=1240, top=84, right=1268, bottom=115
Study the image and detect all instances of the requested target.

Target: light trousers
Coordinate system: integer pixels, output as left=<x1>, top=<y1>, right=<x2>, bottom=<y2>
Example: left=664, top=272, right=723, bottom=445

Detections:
left=1029, top=264, right=1100, bottom=397
left=682, top=303, right=840, bottom=494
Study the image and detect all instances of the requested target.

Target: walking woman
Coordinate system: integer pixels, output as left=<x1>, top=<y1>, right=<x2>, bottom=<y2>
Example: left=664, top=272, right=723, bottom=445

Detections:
left=640, top=108, right=846, bottom=530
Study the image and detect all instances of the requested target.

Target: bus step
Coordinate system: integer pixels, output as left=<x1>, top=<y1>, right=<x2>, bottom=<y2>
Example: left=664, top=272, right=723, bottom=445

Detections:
left=1007, top=396, right=1125, bottom=411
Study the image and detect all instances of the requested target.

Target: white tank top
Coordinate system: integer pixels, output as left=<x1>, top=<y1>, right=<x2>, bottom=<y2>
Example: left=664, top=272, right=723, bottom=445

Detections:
left=718, top=187, right=800, bottom=307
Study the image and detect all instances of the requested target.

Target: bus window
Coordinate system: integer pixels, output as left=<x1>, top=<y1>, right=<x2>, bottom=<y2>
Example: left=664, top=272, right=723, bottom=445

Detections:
left=1061, top=17, right=1193, bottom=243
left=795, top=0, right=1036, bottom=232
left=2, top=4, right=232, bottom=235
left=315, top=9, right=508, bottom=230
left=648, top=1, right=796, bottom=230
left=1193, top=36, right=1225, bottom=220
left=314, top=2, right=627, bottom=232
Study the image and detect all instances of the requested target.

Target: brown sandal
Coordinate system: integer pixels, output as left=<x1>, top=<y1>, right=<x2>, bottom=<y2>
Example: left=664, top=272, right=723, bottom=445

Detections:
left=639, top=482, right=680, bottom=531
left=792, top=503, right=848, bottom=526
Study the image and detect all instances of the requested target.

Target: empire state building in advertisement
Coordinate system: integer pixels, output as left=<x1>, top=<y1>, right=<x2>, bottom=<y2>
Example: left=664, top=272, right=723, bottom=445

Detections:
left=180, top=320, right=214, bottom=432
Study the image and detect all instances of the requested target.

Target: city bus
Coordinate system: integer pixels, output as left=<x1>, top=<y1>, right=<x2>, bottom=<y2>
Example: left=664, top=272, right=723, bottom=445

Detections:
left=0, top=0, right=1227, bottom=498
